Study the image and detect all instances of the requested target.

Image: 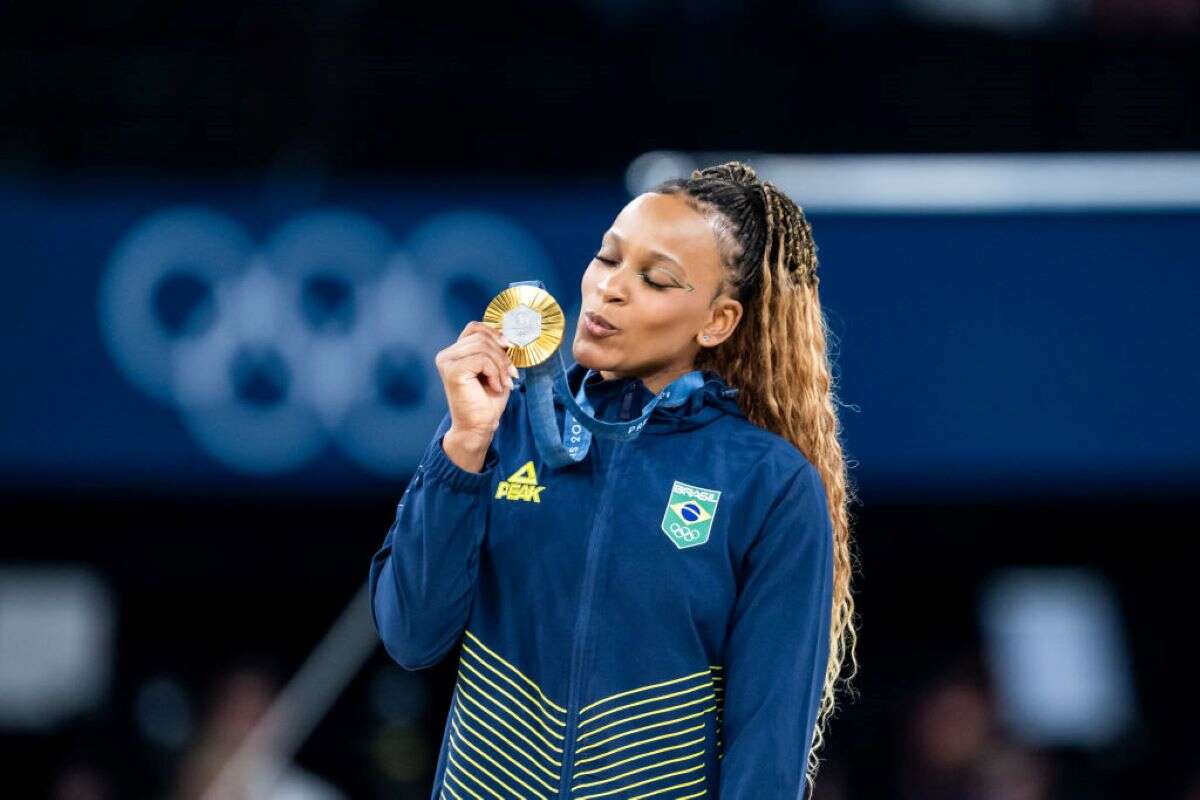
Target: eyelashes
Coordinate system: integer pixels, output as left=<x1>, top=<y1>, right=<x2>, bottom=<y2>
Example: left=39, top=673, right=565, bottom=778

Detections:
left=591, top=255, right=670, bottom=290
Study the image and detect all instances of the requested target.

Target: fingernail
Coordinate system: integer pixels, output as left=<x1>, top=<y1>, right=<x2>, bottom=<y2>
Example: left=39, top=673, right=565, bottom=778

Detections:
left=498, top=335, right=511, bottom=347
left=509, top=365, right=519, bottom=379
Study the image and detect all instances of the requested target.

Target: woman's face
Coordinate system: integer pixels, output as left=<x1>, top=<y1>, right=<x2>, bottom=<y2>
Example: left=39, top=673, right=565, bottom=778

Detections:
left=572, top=192, right=742, bottom=392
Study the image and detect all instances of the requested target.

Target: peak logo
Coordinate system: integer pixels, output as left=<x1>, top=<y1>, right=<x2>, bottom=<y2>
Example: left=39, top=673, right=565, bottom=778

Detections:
left=495, top=461, right=546, bottom=503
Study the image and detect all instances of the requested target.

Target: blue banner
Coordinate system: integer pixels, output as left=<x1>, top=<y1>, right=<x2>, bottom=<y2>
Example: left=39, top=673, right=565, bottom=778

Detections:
left=2, top=178, right=1196, bottom=501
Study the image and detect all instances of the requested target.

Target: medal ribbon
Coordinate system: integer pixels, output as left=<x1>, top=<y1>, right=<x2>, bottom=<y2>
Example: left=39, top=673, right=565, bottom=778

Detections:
left=509, top=280, right=706, bottom=468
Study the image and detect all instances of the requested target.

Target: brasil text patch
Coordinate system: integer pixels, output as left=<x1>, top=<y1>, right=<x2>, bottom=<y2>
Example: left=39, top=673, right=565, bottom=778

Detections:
left=661, top=480, right=721, bottom=549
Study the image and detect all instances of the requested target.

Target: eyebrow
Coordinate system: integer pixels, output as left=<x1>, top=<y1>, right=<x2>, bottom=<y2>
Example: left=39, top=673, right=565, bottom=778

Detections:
left=602, top=231, right=685, bottom=272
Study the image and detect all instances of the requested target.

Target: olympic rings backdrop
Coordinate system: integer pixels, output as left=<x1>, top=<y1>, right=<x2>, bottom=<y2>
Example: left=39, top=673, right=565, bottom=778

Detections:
left=2, top=180, right=1198, bottom=499
left=98, top=206, right=579, bottom=477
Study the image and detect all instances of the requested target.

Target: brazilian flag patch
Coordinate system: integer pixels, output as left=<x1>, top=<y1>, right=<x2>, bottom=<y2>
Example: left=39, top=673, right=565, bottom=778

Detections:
left=660, top=480, right=721, bottom=549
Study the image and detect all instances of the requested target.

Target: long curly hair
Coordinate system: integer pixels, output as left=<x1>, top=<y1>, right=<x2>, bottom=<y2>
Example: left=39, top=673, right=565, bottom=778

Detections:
left=653, top=161, right=860, bottom=795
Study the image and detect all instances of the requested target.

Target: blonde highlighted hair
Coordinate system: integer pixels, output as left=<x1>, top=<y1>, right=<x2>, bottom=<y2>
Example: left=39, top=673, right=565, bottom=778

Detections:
left=653, top=161, right=860, bottom=795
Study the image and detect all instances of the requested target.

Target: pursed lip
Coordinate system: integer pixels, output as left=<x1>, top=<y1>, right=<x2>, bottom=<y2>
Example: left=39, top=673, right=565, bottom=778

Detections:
left=585, top=311, right=619, bottom=331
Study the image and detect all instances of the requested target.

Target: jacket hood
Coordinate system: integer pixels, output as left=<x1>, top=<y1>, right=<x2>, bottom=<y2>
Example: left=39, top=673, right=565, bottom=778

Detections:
left=550, top=359, right=746, bottom=434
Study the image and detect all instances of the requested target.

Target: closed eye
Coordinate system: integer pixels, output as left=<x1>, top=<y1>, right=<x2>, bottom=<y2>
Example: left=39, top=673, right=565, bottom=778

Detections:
left=592, top=254, right=672, bottom=290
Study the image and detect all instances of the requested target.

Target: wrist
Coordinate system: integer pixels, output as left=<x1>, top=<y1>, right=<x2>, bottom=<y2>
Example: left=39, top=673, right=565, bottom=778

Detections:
left=443, top=427, right=492, bottom=472
left=446, top=425, right=492, bottom=452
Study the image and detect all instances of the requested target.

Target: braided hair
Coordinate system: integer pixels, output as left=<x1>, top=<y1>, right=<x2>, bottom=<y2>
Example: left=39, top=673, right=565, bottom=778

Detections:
left=653, top=161, right=858, bottom=796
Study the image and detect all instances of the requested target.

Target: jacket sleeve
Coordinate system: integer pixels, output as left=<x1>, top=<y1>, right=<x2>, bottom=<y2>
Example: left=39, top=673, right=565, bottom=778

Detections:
left=718, top=461, right=835, bottom=799
left=368, top=410, right=501, bottom=670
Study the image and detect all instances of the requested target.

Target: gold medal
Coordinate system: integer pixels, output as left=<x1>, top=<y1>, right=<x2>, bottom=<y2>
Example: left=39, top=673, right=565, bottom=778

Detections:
left=482, top=284, right=565, bottom=368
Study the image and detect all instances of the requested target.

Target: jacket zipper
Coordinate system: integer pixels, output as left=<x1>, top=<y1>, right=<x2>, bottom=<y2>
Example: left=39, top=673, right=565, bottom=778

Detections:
left=559, top=440, right=627, bottom=798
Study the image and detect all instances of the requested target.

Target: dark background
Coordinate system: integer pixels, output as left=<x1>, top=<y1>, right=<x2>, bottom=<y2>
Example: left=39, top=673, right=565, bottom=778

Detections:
left=3, top=1, right=1199, bottom=178
left=2, top=1, right=1198, bottom=798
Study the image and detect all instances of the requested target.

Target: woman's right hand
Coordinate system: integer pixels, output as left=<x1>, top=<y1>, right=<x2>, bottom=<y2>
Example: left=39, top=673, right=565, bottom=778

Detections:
left=435, top=320, right=520, bottom=451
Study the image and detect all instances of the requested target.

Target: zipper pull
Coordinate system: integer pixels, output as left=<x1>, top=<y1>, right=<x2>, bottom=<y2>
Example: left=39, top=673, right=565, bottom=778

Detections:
left=620, top=387, right=635, bottom=420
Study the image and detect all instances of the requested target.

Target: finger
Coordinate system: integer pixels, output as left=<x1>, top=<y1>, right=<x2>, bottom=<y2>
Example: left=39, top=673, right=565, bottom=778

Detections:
left=451, top=329, right=511, bottom=357
left=461, top=350, right=510, bottom=393
left=460, top=320, right=511, bottom=349
left=458, top=320, right=492, bottom=340
left=448, top=328, right=516, bottom=385
left=483, top=351, right=514, bottom=393
left=451, top=352, right=499, bottom=394
left=447, top=333, right=512, bottom=375
left=489, top=345, right=518, bottom=385
left=469, top=328, right=518, bottom=374
left=480, top=324, right=512, bottom=349
left=502, top=350, right=518, bottom=380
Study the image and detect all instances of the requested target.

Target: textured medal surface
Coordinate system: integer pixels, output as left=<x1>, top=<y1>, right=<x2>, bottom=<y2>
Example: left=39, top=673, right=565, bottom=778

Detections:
left=482, top=284, right=565, bottom=367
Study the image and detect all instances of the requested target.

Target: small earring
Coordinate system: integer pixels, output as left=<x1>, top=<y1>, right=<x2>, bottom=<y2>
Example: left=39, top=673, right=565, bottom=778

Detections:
left=702, top=335, right=710, bottom=341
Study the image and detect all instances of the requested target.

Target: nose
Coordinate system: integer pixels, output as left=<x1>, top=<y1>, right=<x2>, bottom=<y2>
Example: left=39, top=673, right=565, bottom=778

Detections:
left=596, top=261, right=631, bottom=303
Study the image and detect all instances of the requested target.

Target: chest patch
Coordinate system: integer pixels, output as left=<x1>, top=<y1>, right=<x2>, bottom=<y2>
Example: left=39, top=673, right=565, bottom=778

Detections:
left=661, top=480, right=721, bottom=549
left=495, top=460, right=546, bottom=503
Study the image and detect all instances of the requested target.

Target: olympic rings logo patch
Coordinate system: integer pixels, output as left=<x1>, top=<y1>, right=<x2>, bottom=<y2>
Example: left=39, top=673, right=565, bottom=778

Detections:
left=668, top=521, right=703, bottom=542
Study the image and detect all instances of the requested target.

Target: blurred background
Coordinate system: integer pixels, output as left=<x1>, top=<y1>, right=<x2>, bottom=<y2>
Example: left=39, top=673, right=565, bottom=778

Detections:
left=2, top=0, right=1198, bottom=798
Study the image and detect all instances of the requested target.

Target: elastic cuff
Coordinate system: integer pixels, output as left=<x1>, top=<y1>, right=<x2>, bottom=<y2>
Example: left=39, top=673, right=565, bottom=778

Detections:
left=420, top=431, right=500, bottom=493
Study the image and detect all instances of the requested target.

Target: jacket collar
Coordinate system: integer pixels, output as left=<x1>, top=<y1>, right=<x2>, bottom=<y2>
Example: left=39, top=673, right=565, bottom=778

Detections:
left=556, top=360, right=744, bottom=432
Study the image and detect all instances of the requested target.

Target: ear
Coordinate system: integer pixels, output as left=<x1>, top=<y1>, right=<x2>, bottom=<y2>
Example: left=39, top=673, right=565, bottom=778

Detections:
left=697, top=296, right=742, bottom=347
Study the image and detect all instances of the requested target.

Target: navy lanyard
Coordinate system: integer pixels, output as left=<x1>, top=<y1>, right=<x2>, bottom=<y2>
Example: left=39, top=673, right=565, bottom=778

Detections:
left=511, top=280, right=706, bottom=468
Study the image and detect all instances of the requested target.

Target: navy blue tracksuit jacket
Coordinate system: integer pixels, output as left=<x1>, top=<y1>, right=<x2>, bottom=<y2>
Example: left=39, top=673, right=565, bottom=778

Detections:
left=369, top=360, right=834, bottom=799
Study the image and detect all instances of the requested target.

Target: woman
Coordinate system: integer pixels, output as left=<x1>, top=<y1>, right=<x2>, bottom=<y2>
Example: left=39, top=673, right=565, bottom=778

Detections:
left=369, top=161, right=858, bottom=799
